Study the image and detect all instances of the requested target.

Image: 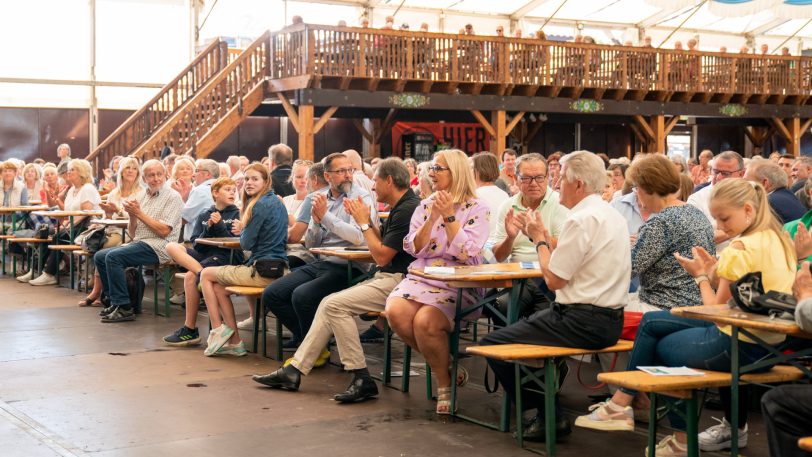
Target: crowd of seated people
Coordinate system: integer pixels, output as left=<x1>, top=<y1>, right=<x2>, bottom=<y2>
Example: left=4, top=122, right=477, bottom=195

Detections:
left=4, top=143, right=812, bottom=457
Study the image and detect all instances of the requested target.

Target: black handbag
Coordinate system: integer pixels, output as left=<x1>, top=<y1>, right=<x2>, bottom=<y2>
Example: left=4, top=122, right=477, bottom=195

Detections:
left=253, top=259, right=286, bottom=279
left=729, top=271, right=796, bottom=316
left=79, top=227, right=108, bottom=254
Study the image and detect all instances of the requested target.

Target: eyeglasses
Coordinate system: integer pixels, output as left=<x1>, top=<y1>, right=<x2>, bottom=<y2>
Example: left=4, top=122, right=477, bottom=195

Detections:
left=517, top=174, right=547, bottom=184
left=711, top=168, right=742, bottom=178
left=144, top=172, right=164, bottom=179
left=326, top=167, right=355, bottom=176
left=294, top=159, right=313, bottom=166
left=428, top=165, right=450, bottom=173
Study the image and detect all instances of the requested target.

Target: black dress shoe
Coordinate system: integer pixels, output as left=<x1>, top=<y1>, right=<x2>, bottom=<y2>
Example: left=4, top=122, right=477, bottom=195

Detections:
left=515, top=415, right=572, bottom=442
left=334, top=376, right=378, bottom=403
left=252, top=366, right=300, bottom=391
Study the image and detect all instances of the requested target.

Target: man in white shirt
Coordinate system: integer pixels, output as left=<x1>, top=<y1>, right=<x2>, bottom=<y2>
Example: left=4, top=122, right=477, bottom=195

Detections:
left=487, top=153, right=569, bottom=323
left=479, top=150, right=631, bottom=442
left=687, top=151, right=744, bottom=249
left=181, top=159, right=220, bottom=241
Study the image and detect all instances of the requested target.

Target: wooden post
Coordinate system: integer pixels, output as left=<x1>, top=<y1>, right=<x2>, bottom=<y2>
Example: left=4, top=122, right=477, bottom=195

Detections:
left=298, top=104, right=314, bottom=161
left=491, top=110, right=507, bottom=156
left=369, top=119, right=381, bottom=158
left=768, top=118, right=811, bottom=157
left=650, top=114, right=665, bottom=153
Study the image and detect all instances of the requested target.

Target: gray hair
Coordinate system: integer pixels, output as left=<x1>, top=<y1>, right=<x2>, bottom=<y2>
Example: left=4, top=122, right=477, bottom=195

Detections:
left=268, top=143, right=293, bottom=166
left=197, top=159, right=221, bottom=179
left=374, top=158, right=410, bottom=190
left=750, top=161, right=788, bottom=189
left=57, top=143, right=71, bottom=156
left=142, top=159, right=166, bottom=176
left=226, top=155, right=241, bottom=170
left=795, top=156, right=812, bottom=168
left=307, top=162, right=327, bottom=187
left=715, top=150, right=744, bottom=170
left=342, top=149, right=364, bottom=171
left=516, top=153, right=547, bottom=176
left=560, top=150, right=607, bottom=194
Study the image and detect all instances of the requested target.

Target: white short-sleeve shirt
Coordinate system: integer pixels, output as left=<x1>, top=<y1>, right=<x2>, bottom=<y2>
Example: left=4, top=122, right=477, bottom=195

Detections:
left=548, top=194, right=631, bottom=309
left=64, top=183, right=101, bottom=212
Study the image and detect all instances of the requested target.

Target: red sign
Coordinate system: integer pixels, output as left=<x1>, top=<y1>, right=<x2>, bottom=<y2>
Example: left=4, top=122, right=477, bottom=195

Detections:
left=391, top=122, right=490, bottom=158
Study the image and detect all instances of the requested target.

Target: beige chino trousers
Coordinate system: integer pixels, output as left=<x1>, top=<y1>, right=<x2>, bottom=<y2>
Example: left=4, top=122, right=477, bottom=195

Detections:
left=290, top=271, right=404, bottom=375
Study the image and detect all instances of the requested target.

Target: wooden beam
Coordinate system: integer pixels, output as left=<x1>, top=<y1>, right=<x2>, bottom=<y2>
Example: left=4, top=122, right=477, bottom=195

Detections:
left=525, top=119, right=544, bottom=145
left=277, top=92, right=300, bottom=132
left=629, top=124, right=647, bottom=144
left=313, top=106, right=338, bottom=134
left=373, top=109, right=398, bottom=144
left=491, top=110, right=507, bottom=156
left=801, top=118, right=812, bottom=135
left=664, top=116, right=680, bottom=136
left=787, top=117, right=802, bottom=157
left=298, top=104, right=315, bottom=161
left=650, top=114, right=665, bottom=153
left=505, top=112, right=526, bottom=136
left=352, top=118, right=373, bottom=142
left=769, top=117, right=792, bottom=141
left=632, top=115, right=655, bottom=140
left=743, top=126, right=759, bottom=145
left=471, top=110, right=496, bottom=137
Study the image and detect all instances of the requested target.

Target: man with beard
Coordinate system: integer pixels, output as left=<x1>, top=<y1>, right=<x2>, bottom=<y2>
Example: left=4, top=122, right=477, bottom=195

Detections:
left=262, top=153, right=377, bottom=350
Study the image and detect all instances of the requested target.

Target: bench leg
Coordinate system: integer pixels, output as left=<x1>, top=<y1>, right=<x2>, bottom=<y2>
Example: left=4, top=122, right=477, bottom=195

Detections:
left=402, top=345, right=411, bottom=392
left=730, top=326, right=740, bottom=457
left=515, top=363, right=524, bottom=447
left=252, top=298, right=260, bottom=354
left=383, top=319, right=392, bottom=385
left=648, top=394, right=658, bottom=457
left=686, top=392, right=699, bottom=457
left=545, top=357, right=556, bottom=456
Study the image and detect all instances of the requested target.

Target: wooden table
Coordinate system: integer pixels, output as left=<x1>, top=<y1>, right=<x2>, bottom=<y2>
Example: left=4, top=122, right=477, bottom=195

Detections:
left=0, top=206, right=49, bottom=275
left=310, top=246, right=375, bottom=285
left=409, top=262, right=544, bottom=435
left=90, top=218, right=129, bottom=242
left=31, top=210, right=103, bottom=288
left=799, top=436, right=812, bottom=452
left=672, top=304, right=812, bottom=456
left=195, top=237, right=242, bottom=263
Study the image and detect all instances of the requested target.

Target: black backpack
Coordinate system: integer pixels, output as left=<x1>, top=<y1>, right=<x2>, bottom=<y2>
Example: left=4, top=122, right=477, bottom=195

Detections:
left=728, top=271, right=796, bottom=317
left=125, top=267, right=145, bottom=314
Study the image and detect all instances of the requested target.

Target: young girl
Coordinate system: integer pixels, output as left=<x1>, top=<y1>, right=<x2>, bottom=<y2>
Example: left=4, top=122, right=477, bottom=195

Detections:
left=163, top=177, right=243, bottom=347
left=198, top=164, right=288, bottom=356
left=575, top=179, right=796, bottom=456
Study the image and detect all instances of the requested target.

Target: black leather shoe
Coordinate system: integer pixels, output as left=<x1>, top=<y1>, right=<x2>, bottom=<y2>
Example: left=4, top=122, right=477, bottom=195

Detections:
left=514, top=415, right=572, bottom=442
left=334, top=376, right=378, bottom=403
left=252, top=366, right=300, bottom=391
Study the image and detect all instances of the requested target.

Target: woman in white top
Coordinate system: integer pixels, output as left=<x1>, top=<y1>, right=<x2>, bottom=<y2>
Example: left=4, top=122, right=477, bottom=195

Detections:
left=77, top=157, right=145, bottom=306
left=471, top=152, right=509, bottom=234
left=282, top=159, right=312, bottom=226
left=22, top=163, right=43, bottom=203
left=170, top=156, right=195, bottom=202
left=23, top=159, right=101, bottom=286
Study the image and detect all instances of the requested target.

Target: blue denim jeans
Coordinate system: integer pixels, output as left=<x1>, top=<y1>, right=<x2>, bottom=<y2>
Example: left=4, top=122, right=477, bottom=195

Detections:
left=94, top=242, right=159, bottom=307
left=622, top=310, right=772, bottom=430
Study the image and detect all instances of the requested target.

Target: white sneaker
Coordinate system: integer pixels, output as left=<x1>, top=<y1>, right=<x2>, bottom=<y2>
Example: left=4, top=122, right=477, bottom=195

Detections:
left=29, top=273, right=57, bottom=286
left=16, top=270, right=34, bottom=283
left=169, top=293, right=185, bottom=305
left=237, top=316, right=254, bottom=330
left=698, top=417, right=748, bottom=451
left=204, top=324, right=235, bottom=356
left=645, top=434, right=687, bottom=457
left=574, top=400, right=635, bottom=431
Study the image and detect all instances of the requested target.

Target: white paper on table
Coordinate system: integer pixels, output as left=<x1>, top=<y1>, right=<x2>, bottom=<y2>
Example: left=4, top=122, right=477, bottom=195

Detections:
left=424, top=266, right=455, bottom=275
left=638, top=366, right=706, bottom=376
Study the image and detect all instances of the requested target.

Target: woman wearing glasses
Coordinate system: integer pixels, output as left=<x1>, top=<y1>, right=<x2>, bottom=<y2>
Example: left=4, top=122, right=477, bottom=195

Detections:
left=386, top=149, right=490, bottom=415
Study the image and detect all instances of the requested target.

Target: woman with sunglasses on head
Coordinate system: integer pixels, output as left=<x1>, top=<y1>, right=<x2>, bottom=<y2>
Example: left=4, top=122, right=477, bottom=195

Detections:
left=386, top=149, right=490, bottom=415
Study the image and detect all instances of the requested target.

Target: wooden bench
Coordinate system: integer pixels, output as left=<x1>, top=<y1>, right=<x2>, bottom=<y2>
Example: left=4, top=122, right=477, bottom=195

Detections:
left=224, top=286, right=282, bottom=360
left=47, top=244, right=83, bottom=289
left=72, top=249, right=93, bottom=293
left=8, top=237, right=52, bottom=277
left=466, top=340, right=635, bottom=455
left=598, top=365, right=805, bottom=457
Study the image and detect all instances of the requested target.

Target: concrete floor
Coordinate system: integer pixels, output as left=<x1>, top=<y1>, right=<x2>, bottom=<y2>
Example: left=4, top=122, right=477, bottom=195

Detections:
left=0, top=274, right=770, bottom=457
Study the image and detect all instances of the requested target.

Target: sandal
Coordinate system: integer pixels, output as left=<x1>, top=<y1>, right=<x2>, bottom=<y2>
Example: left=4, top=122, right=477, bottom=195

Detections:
left=454, top=365, right=469, bottom=387
left=78, top=296, right=99, bottom=307
left=436, top=387, right=453, bottom=415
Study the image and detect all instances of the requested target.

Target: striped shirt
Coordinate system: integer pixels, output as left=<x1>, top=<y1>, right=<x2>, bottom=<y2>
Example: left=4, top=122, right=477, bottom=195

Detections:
left=133, top=184, right=184, bottom=264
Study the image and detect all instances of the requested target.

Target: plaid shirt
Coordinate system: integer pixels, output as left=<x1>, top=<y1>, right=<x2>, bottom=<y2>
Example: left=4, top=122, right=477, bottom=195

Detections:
left=132, top=184, right=183, bottom=264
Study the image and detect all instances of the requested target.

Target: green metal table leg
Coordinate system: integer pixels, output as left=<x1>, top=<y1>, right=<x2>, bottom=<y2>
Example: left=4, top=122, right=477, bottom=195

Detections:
left=383, top=319, right=392, bottom=385
left=686, top=392, right=699, bottom=457
left=164, top=268, right=173, bottom=317
left=515, top=363, right=524, bottom=448
left=10, top=213, right=17, bottom=277
left=730, top=326, right=740, bottom=457
left=273, top=309, right=280, bottom=360
left=545, top=357, right=556, bottom=456
left=648, top=394, right=658, bottom=457
left=425, top=364, right=433, bottom=400
left=252, top=298, right=260, bottom=353
left=450, top=288, right=463, bottom=415
left=1, top=214, right=7, bottom=275
left=402, top=345, right=412, bottom=392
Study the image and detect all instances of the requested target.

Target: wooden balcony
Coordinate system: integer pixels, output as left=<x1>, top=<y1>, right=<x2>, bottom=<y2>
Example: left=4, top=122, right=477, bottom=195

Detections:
left=270, top=24, right=811, bottom=106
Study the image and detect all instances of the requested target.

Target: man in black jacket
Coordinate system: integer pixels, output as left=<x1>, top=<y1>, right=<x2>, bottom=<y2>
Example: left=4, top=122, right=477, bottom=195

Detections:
left=268, top=143, right=295, bottom=197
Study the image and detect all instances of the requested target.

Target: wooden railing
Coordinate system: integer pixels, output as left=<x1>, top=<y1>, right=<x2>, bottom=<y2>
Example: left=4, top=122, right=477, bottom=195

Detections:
left=270, top=24, right=811, bottom=98
left=86, top=39, right=229, bottom=165
left=131, top=31, right=271, bottom=160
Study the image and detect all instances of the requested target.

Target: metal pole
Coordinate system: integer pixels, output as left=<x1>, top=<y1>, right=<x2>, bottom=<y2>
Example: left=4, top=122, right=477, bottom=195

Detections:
left=540, top=0, right=569, bottom=30
left=89, top=0, right=99, bottom=157
left=771, top=18, right=812, bottom=54
left=657, top=0, right=707, bottom=49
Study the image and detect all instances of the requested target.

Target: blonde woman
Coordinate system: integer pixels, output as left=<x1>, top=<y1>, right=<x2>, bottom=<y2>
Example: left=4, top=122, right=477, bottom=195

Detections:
left=170, top=156, right=195, bottom=202
left=386, top=149, right=490, bottom=414
left=577, top=179, right=796, bottom=456
left=283, top=159, right=312, bottom=225
left=199, top=164, right=289, bottom=356
left=22, top=163, right=43, bottom=203
left=23, top=159, right=101, bottom=285
left=78, top=157, right=145, bottom=306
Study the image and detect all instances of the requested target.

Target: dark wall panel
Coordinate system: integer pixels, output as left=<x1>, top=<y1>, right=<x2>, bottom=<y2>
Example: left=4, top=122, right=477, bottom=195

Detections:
left=99, top=109, right=134, bottom=145
left=0, top=107, right=39, bottom=162
left=696, top=125, right=744, bottom=156
left=544, top=123, right=575, bottom=155
left=38, top=108, right=89, bottom=160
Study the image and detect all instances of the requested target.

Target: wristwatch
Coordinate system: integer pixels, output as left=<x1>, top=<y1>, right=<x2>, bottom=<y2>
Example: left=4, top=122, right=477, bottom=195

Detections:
left=535, top=241, right=550, bottom=251
left=360, top=223, right=370, bottom=232
left=694, top=274, right=709, bottom=285
left=444, top=215, right=456, bottom=223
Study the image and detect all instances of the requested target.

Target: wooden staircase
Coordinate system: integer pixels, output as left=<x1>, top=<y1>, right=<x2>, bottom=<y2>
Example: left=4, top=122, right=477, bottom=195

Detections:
left=86, top=31, right=270, bottom=165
